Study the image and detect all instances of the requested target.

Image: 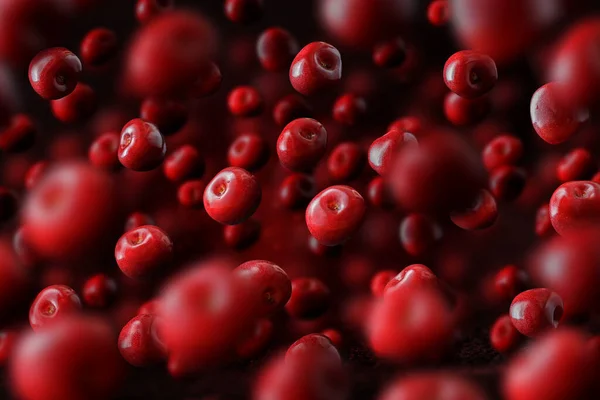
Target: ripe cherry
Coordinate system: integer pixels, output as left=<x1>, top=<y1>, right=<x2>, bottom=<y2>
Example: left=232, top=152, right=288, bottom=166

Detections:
left=489, top=165, right=527, bottom=202
left=163, top=145, right=204, bottom=182
left=224, top=0, right=264, bottom=23
left=444, top=50, right=498, bottom=99
left=227, top=86, right=264, bottom=117
left=427, top=0, right=449, bottom=26
left=80, top=28, right=118, bottom=67
left=490, top=314, right=522, bottom=354
left=399, top=213, right=443, bottom=256
left=444, top=91, right=490, bottom=126
left=234, top=260, right=292, bottom=317
left=549, top=180, right=600, bottom=237
left=50, top=83, right=97, bottom=123
left=556, top=148, right=595, bottom=183
left=82, top=274, right=117, bottom=309
left=115, top=225, right=173, bottom=279
left=29, top=285, right=82, bottom=332
left=177, top=180, right=206, bottom=208
left=509, top=288, right=563, bottom=337
left=140, top=97, right=188, bottom=136
left=278, top=173, right=316, bottom=210
left=332, top=93, right=367, bottom=126
left=88, top=132, right=120, bottom=170
left=223, top=218, right=261, bottom=250
left=482, top=134, right=523, bottom=171
left=29, top=47, right=82, bottom=100
left=372, top=38, right=406, bottom=68
left=289, top=42, right=342, bottom=96
left=118, top=314, right=166, bottom=367
left=0, top=114, right=36, bottom=154
left=272, top=94, right=312, bottom=126
left=450, top=189, right=498, bottom=230
left=327, top=142, right=366, bottom=182
left=277, top=118, right=327, bottom=172
left=368, top=129, right=417, bottom=176
left=135, top=0, right=174, bottom=24
left=285, top=277, right=331, bottom=320
left=227, top=133, right=269, bottom=172
left=118, top=118, right=166, bottom=171
left=256, top=27, right=299, bottom=71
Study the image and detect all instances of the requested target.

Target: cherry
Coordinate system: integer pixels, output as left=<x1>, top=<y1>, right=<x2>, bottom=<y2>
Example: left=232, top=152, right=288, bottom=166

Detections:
left=492, top=265, right=529, bottom=304
left=118, top=118, right=166, bottom=171
left=82, top=274, right=118, bottom=308
left=366, top=176, right=394, bottom=209
left=0, top=330, right=17, bottom=367
left=372, top=38, right=406, bottom=68
left=204, top=167, right=261, bottom=225
left=289, top=42, right=342, bottom=96
left=535, top=203, right=554, bottom=237
left=115, top=225, right=173, bottom=279
left=0, top=114, right=36, bottom=154
left=163, top=145, right=204, bottom=182
left=306, top=185, right=366, bottom=246
left=380, top=373, right=487, bottom=400
left=228, top=133, right=269, bottom=171
left=140, top=97, right=188, bottom=136
left=370, top=270, right=397, bottom=297
left=427, top=0, right=449, bottom=27
left=227, top=86, right=264, bottom=117
left=549, top=180, right=600, bottom=237
left=50, top=83, right=97, bottom=123
left=444, top=91, right=490, bottom=126
left=286, top=333, right=341, bottom=365
left=236, top=318, right=273, bottom=359
left=509, top=288, right=563, bottom=337
left=332, top=93, right=367, bottom=126
left=88, top=132, right=120, bottom=170
left=256, top=27, right=299, bottom=71
left=223, top=218, right=261, bottom=250
left=80, top=28, right=118, bottom=67
left=489, top=165, right=527, bottom=202
left=556, top=148, right=595, bottom=183
left=135, top=0, right=174, bottom=24
left=125, top=212, right=155, bottom=232
left=177, top=179, right=206, bottom=209
left=482, top=134, right=523, bottom=171
left=272, top=94, right=312, bottom=126
left=278, top=173, right=316, bottom=209
left=28, top=47, right=82, bottom=100
left=29, top=285, right=82, bottom=332
left=224, top=0, right=264, bottom=23
left=399, top=213, right=442, bottom=256
left=327, top=142, right=366, bottom=182
left=234, top=260, right=292, bottom=317
left=285, top=277, right=330, bottom=320
left=490, top=314, right=521, bottom=354
left=277, top=118, right=328, bottom=172
left=444, top=50, right=498, bottom=99
left=118, top=314, right=166, bottom=367
left=383, top=264, right=442, bottom=297
left=450, top=189, right=498, bottom=230
left=368, top=130, right=418, bottom=176
left=388, top=116, right=422, bottom=135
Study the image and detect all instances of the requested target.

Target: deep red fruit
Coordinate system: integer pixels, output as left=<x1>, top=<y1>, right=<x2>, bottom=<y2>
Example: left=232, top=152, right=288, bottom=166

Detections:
left=50, top=83, right=97, bottom=123
left=370, top=270, right=397, bottom=297
left=0, top=114, right=36, bottom=154
left=286, top=333, right=341, bottom=365
left=140, top=97, right=188, bottom=136
left=490, top=314, right=521, bottom=353
left=535, top=203, right=554, bottom=237
left=177, top=180, right=206, bottom=208
left=135, top=0, right=174, bottom=24
left=450, top=189, right=498, bottom=230
left=444, top=50, right=498, bottom=99
left=125, top=212, right=155, bottom=232
left=427, top=0, right=449, bottom=26
left=509, top=288, right=563, bottom=337
left=277, top=118, right=327, bottom=172
left=118, top=314, right=166, bottom=367
left=482, top=135, right=523, bottom=171
left=530, top=82, right=589, bottom=144
left=88, top=132, right=120, bottom=170
left=80, top=28, right=118, bottom=67
left=444, top=92, right=490, bottom=126
left=549, top=181, right=600, bottom=237
left=368, top=129, right=418, bottom=176
left=29, top=285, right=82, bottom=332
left=278, top=173, right=316, bottom=209
left=366, top=176, right=394, bottom=208
left=236, top=318, right=273, bottom=359
left=0, top=330, right=17, bottom=367
left=256, top=27, right=299, bottom=71
left=321, top=328, right=343, bottom=348
left=228, top=133, right=269, bottom=171
left=492, top=265, right=529, bottom=304
left=489, top=165, right=527, bottom=202
left=163, top=145, right=204, bottom=182
left=327, top=142, right=366, bottom=182
left=289, top=42, right=342, bottom=96
left=285, top=277, right=331, bottom=320
left=399, top=213, right=442, bottom=256
left=306, top=185, right=366, bottom=246
left=203, top=167, right=261, bottom=225
left=234, top=260, right=292, bottom=317
left=383, top=264, right=441, bottom=297
left=28, top=47, right=82, bottom=100
left=372, top=38, right=406, bottom=68
left=332, top=93, right=367, bottom=126
left=227, top=86, right=264, bottom=117
left=118, top=118, right=166, bottom=171
left=190, top=62, right=222, bottom=98
left=82, top=274, right=118, bottom=308
left=223, top=218, right=261, bottom=250
left=224, top=0, right=264, bottom=23
left=115, top=225, right=173, bottom=279
left=388, top=116, right=422, bottom=135
left=272, top=94, right=312, bottom=126
left=556, top=148, right=595, bottom=183
left=380, top=373, right=487, bottom=400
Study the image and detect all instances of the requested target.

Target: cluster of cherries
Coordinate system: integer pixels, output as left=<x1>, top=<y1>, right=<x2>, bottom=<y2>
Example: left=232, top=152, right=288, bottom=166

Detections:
left=0, top=0, right=599, bottom=399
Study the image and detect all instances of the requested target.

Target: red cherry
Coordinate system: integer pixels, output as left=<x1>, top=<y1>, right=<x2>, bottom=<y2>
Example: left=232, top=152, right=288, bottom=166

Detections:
left=278, top=173, right=317, bottom=210
left=177, top=179, right=206, bottom=209
left=489, top=165, right=527, bottom=202
left=482, top=134, right=523, bottom=171
left=24, top=161, right=48, bottom=190
left=118, top=118, right=166, bottom=171
left=227, top=86, right=264, bottom=117
left=327, top=142, right=366, bottom=182
left=236, top=318, right=273, bottom=359
left=306, top=185, right=366, bottom=246
left=289, top=42, right=342, bottom=96
left=115, top=225, right=173, bottom=279
left=80, top=28, right=118, bottom=67
left=549, top=180, right=600, bottom=237
left=28, top=47, right=82, bottom=100
left=368, top=129, right=418, bottom=176
left=223, top=218, right=261, bottom=250
left=256, top=27, right=299, bottom=71
left=427, top=0, right=449, bottom=27
left=227, top=133, right=269, bottom=171
left=509, top=288, right=563, bottom=337
left=286, top=333, right=341, bottom=365
left=272, top=94, right=312, bottom=126
left=88, top=132, right=120, bottom=170
left=492, top=265, right=530, bottom=304
left=135, top=0, right=174, bottom=24
left=556, top=148, right=595, bottom=183
left=82, top=274, right=118, bottom=308
left=372, top=38, right=406, bottom=68
left=450, top=189, right=498, bottom=230
left=399, top=213, right=443, bottom=256
left=444, top=91, right=490, bottom=126
left=125, top=212, right=155, bottom=232
left=163, top=145, right=204, bottom=182
left=535, top=202, right=554, bottom=237
left=380, top=373, right=487, bottom=400
left=29, top=285, right=82, bottom=332
left=50, top=83, right=97, bottom=123
left=224, top=0, right=264, bottom=23
left=366, top=176, right=394, bottom=209
left=370, top=270, right=397, bottom=297
left=140, top=97, right=188, bottom=136
left=234, top=260, right=292, bottom=317
left=332, top=93, right=367, bottom=126
left=190, top=61, right=222, bottom=98
left=285, top=277, right=331, bottom=320
left=277, top=118, right=328, bottom=172
left=0, top=114, right=36, bottom=154
left=444, top=50, right=498, bottom=99
left=490, top=314, right=521, bottom=354
left=118, top=314, right=166, bottom=367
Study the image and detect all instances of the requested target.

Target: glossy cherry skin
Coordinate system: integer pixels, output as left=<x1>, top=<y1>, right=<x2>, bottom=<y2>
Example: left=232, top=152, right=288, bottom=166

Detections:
left=367, top=176, right=394, bottom=208
left=399, top=214, right=442, bottom=256
left=50, top=83, right=96, bottom=123
left=444, top=92, right=490, bottom=126
left=444, top=51, right=498, bottom=99
left=321, top=329, right=343, bottom=349
left=223, top=218, right=261, bottom=250
left=177, top=179, right=206, bottom=208
left=29, top=285, right=82, bottom=332
left=285, top=277, right=331, bottom=320
left=0, top=114, right=36, bottom=154
left=80, top=28, right=118, bottom=67
left=380, top=373, right=487, bottom=400
left=224, top=0, right=263, bottom=23
left=228, top=133, right=269, bottom=171
left=256, top=27, right=299, bottom=71
left=234, top=260, right=292, bottom=317
left=11, top=316, right=125, bottom=400
left=190, top=61, right=222, bottom=98
left=509, top=288, right=563, bottom=337
left=125, top=212, right=155, bottom=232
left=278, top=173, right=316, bottom=209
left=492, top=265, right=530, bottom=304
left=332, top=93, right=367, bottom=126
left=504, top=329, right=595, bottom=400
left=118, top=118, right=166, bottom=171
left=306, top=185, right=366, bottom=246
left=289, top=42, right=342, bottom=96
left=383, top=264, right=443, bottom=297
left=135, top=0, right=174, bottom=23
left=490, top=314, right=521, bottom=354
left=277, top=118, right=327, bottom=172
left=368, top=129, right=418, bottom=176
left=530, top=82, right=589, bottom=144
left=388, top=116, right=422, bottom=135
left=286, top=333, right=341, bottom=365
left=28, top=47, right=82, bottom=100
left=118, top=314, right=166, bottom=367
left=115, top=225, right=173, bottom=279
left=450, top=189, right=498, bottom=230
left=427, top=0, right=449, bottom=26
left=368, top=286, right=454, bottom=363
left=489, top=165, right=527, bottom=202
left=236, top=318, right=273, bottom=359
left=556, top=148, right=594, bottom=183
left=535, top=203, right=554, bottom=237
left=327, top=142, right=366, bottom=182
left=227, top=86, right=264, bottom=117
left=549, top=181, right=600, bottom=237
left=372, top=38, right=406, bottom=68
left=88, top=132, right=120, bottom=170
left=370, top=270, right=397, bottom=297
left=140, top=97, right=187, bottom=136
left=163, top=145, right=204, bottom=182
left=482, top=134, right=523, bottom=171
left=272, top=94, right=312, bottom=126
left=203, top=167, right=261, bottom=225
left=82, top=274, right=117, bottom=309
